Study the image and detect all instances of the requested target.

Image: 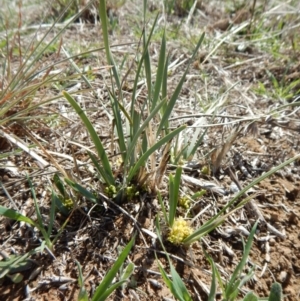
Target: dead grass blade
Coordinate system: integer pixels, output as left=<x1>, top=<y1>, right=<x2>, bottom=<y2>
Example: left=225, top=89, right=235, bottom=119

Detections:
left=211, top=126, right=242, bottom=174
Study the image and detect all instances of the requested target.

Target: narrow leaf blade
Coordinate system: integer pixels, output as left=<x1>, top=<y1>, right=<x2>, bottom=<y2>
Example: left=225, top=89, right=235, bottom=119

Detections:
left=91, top=236, right=135, bottom=301
left=63, top=91, right=115, bottom=185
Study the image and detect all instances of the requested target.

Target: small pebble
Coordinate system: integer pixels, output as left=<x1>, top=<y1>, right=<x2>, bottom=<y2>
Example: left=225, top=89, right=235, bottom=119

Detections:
left=279, top=271, right=288, bottom=283
left=269, top=238, right=276, bottom=246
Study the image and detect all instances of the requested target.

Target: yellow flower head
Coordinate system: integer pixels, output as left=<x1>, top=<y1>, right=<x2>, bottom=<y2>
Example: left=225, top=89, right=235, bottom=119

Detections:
left=62, top=198, right=74, bottom=210
left=178, top=196, right=190, bottom=209
left=168, top=217, right=193, bottom=245
left=105, top=185, right=117, bottom=198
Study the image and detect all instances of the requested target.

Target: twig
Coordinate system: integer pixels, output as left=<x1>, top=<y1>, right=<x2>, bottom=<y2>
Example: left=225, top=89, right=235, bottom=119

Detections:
left=228, top=168, right=286, bottom=239
left=0, top=127, right=49, bottom=169
left=185, top=0, right=198, bottom=27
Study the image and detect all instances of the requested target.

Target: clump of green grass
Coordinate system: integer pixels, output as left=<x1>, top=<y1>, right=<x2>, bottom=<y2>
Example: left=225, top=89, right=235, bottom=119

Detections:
left=0, top=0, right=108, bottom=288
left=0, top=0, right=90, bottom=139
left=62, top=2, right=299, bottom=298
left=255, top=70, right=300, bottom=104
left=63, top=0, right=205, bottom=203
left=76, top=237, right=135, bottom=301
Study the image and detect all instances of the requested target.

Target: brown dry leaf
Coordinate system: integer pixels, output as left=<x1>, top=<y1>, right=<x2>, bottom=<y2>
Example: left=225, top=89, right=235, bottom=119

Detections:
left=212, top=18, right=230, bottom=31
left=211, top=127, right=241, bottom=174
left=232, top=8, right=251, bottom=24
left=153, top=141, right=171, bottom=191
left=136, top=165, right=150, bottom=188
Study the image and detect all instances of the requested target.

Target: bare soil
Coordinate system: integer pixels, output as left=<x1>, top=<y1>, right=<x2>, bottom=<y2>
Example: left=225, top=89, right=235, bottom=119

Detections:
left=1, top=1, right=300, bottom=300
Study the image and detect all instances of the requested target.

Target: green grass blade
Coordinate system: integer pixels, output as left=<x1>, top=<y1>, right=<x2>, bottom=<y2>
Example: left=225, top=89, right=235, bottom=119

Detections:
left=205, top=255, right=217, bottom=301
left=88, top=152, right=111, bottom=183
left=51, top=189, right=70, bottom=216
left=157, top=191, right=168, bottom=228
left=157, top=32, right=205, bottom=134
left=127, top=125, right=186, bottom=182
left=65, top=179, right=98, bottom=203
left=98, top=0, right=121, bottom=90
left=120, top=262, right=134, bottom=282
left=151, top=31, right=166, bottom=110
left=143, top=0, right=147, bottom=25
left=155, top=240, right=181, bottom=299
left=168, top=173, right=175, bottom=226
left=48, top=188, right=56, bottom=238
left=169, top=167, right=182, bottom=227
left=0, top=248, right=39, bottom=278
left=232, top=154, right=300, bottom=205
left=268, top=282, right=282, bottom=301
left=2, top=0, right=73, bottom=93
left=125, top=98, right=167, bottom=169
left=53, top=173, right=67, bottom=198
left=119, top=261, right=134, bottom=291
left=50, top=193, right=72, bottom=246
left=94, top=280, right=128, bottom=301
left=238, top=266, right=256, bottom=290
left=203, top=247, right=225, bottom=298
left=141, top=131, right=148, bottom=153
left=225, top=221, right=258, bottom=298
left=76, top=260, right=89, bottom=301
left=143, top=39, right=152, bottom=103
left=243, top=292, right=259, bottom=301
left=109, top=90, right=132, bottom=125
left=161, top=54, right=168, bottom=101
left=160, top=54, right=169, bottom=134
left=27, top=175, right=52, bottom=248
left=61, top=47, right=93, bottom=89
left=76, top=260, right=84, bottom=287
left=182, top=210, right=233, bottom=245
left=157, top=72, right=187, bottom=135
left=174, top=144, right=189, bottom=164
left=156, top=257, right=173, bottom=289
left=1, top=73, right=61, bottom=126
left=109, top=93, right=127, bottom=162
left=0, top=205, right=50, bottom=249
left=91, top=236, right=135, bottom=301
left=126, top=110, right=142, bottom=166
left=20, top=2, right=95, bottom=90
left=130, top=14, right=159, bottom=118
left=170, top=265, right=192, bottom=301
left=98, top=0, right=110, bottom=42
left=132, top=109, right=142, bottom=141
left=78, top=287, right=89, bottom=301
left=63, top=91, right=115, bottom=185
left=6, top=273, right=23, bottom=284
left=130, top=55, right=144, bottom=119
left=27, top=176, right=43, bottom=227
left=0, top=206, right=36, bottom=227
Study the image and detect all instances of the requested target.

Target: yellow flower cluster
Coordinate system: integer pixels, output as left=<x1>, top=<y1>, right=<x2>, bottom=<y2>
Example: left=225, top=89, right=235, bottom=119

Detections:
left=105, top=185, right=117, bottom=198
left=168, top=217, right=193, bottom=245
left=125, top=186, right=139, bottom=199
left=62, top=198, right=74, bottom=210
left=178, top=196, right=190, bottom=209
